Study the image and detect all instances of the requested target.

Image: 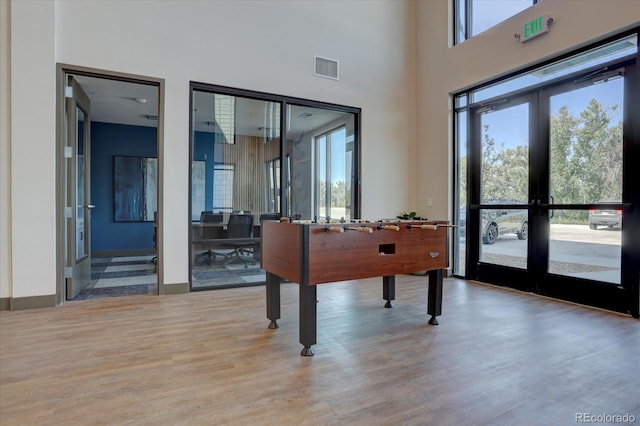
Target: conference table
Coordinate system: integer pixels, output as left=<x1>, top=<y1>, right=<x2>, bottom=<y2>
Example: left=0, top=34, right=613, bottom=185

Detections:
left=192, top=223, right=261, bottom=263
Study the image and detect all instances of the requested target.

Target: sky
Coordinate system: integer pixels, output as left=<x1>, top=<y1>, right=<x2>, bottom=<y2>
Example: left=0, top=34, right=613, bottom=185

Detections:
left=483, top=77, right=624, bottom=151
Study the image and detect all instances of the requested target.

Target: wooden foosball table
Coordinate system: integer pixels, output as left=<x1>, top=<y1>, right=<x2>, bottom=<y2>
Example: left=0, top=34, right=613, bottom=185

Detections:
left=261, top=219, right=449, bottom=356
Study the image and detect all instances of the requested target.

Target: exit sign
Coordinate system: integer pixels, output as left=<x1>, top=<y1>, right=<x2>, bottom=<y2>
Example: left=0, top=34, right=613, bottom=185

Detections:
left=520, top=16, right=551, bottom=43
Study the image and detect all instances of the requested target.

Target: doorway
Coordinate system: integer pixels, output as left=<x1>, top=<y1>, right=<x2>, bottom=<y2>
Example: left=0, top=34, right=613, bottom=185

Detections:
left=56, top=65, right=164, bottom=303
left=459, top=32, right=640, bottom=316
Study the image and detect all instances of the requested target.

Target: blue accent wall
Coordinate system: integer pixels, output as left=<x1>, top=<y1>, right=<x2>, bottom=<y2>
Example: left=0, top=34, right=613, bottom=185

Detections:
left=91, top=122, right=157, bottom=252
left=193, top=130, right=217, bottom=212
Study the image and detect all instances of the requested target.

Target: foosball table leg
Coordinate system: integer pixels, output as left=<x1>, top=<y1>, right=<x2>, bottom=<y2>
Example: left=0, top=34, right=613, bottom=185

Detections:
left=299, top=282, right=317, bottom=356
left=383, top=275, right=395, bottom=308
left=427, top=269, right=443, bottom=325
left=266, top=272, right=281, bottom=329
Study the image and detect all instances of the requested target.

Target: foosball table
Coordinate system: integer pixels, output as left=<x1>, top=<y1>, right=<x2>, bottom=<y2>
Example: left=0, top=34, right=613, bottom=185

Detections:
left=260, top=219, right=450, bottom=356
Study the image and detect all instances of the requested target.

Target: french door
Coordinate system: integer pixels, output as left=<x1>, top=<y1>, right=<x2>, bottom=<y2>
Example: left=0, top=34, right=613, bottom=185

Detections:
left=466, top=61, right=639, bottom=316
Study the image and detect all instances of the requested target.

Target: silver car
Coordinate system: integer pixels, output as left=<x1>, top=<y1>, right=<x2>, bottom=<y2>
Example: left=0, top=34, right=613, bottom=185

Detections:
left=458, top=204, right=528, bottom=244
left=481, top=207, right=528, bottom=244
left=588, top=201, right=622, bottom=230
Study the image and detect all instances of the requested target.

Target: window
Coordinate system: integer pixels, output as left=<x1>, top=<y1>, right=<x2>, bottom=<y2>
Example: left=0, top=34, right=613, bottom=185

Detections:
left=265, top=158, right=280, bottom=214
left=213, top=163, right=234, bottom=212
left=190, top=84, right=360, bottom=291
left=452, top=30, right=639, bottom=316
left=314, top=126, right=352, bottom=222
left=285, top=104, right=357, bottom=222
left=455, top=0, right=538, bottom=45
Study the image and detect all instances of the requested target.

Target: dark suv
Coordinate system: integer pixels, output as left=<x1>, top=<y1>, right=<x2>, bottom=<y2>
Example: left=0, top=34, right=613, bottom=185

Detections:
left=459, top=203, right=528, bottom=244
left=481, top=207, right=528, bottom=244
left=588, top=201, right=622, bottom=230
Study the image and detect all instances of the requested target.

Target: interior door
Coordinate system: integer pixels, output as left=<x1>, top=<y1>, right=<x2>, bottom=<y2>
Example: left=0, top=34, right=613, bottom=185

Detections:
left=65, top=76, right=93, bottom=300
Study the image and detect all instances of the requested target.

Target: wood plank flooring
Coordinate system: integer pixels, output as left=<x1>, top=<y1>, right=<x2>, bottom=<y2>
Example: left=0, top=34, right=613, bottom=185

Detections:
left=1, top=277, right=638, bottom=425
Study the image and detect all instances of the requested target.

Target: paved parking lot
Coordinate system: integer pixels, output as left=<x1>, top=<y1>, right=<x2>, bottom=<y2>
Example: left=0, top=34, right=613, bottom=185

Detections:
left=548, top=224, right=621, bottom=245
left=469, top=224, right=622, bottom=284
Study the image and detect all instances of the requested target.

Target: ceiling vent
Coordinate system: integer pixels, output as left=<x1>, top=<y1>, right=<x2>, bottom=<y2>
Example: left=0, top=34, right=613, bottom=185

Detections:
left=314, top=56, right=339, bottom=80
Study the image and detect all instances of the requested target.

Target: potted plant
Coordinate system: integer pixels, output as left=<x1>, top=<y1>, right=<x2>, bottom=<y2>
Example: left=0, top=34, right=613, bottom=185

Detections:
left=397, top=211, right=425, bottom=220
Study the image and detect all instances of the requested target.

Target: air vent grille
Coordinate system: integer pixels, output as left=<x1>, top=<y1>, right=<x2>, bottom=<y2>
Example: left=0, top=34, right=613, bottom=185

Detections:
left=314, top=56, right=339, bottom=80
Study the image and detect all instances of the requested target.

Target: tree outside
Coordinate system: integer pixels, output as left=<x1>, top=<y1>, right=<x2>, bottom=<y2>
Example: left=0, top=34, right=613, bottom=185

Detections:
left=462, top=98, right=622, bottom=224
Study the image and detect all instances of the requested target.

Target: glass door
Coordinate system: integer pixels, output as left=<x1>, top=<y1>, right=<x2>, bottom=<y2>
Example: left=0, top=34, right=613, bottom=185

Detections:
left=465, top=61, right=638, bottom=315
left=468, top=93, right=535, bottom=290
left=65, top=76, right=93, bottom=299
left=538, top=66, right=632, bottom=311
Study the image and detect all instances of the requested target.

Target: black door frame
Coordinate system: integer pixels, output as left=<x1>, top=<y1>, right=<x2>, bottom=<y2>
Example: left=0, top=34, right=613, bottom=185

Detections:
left=464, top=51, right=639, bottom=317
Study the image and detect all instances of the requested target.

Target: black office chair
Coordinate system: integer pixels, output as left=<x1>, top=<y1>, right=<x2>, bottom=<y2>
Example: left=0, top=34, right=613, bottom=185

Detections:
left=196, top=211, right=224, bottom=264
left=259, top=212, right=281, bottom=222
left=252, top=213, right=280, bottom=262
left=220, top=213, right=255, bottom=268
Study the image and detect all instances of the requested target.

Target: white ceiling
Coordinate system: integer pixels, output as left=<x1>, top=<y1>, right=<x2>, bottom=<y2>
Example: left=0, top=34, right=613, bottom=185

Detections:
left=74, top=75, right=160, bottom=129
left=74, top=75, right=349, bottom=138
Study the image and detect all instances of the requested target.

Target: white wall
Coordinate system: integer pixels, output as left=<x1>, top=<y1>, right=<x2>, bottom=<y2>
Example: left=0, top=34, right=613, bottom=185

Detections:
left=1, top=0, right=11, bottom=299
left=5, top=0, right=417, bottom=299
left=7, top=0, right=636, bottom=302
left=416, top=0, right=640, bottom=220
left=7, top=0, right=56, bottom=299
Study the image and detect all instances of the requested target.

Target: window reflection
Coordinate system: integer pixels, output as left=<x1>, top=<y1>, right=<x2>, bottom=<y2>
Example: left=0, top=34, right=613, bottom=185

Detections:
left=191, top=90, right=281, bottom=289
left=285, top=105, right=356, bottom=221
left=190, top=88, right=359, bottom=290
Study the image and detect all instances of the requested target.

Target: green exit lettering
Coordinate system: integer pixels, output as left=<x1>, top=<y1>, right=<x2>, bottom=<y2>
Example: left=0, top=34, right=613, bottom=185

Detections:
left=522, top=16, right=549, bottom=42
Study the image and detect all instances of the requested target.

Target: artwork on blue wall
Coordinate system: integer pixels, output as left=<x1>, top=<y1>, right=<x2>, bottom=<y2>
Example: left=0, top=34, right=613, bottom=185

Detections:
left=114, top=156, right=157, bottom=222
left=192, top=160, right=206, bottom=221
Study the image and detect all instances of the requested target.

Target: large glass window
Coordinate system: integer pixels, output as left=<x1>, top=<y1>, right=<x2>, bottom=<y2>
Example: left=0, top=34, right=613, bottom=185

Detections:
left=189, top=86, right=360, bottom=291
left=454, top=33, right=636, bottom=278
left=454, top=103, right=467, bottom=276
left=315, top=126, right=351, bottom=222
left=454, top=31, right=638, bottom=314
left=191, top=90, right=281, bottom=290
left=284, top=104, right=357, bottom=222
left=455, top=0, right=538, bottom=45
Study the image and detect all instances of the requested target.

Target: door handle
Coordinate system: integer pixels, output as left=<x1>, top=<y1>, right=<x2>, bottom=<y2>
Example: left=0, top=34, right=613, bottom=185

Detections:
left=85, top=204, right=96, bottom=209
left=549, top=196, right=554, bottom=218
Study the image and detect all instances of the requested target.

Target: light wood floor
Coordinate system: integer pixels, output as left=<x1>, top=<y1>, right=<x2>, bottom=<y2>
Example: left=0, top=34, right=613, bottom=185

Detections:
left=1, top=277, right=638, bottom=425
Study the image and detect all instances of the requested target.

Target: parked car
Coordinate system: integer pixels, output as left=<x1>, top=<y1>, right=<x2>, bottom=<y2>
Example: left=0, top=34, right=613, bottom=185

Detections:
left=458, top=202, right=528, bottom=244
left=588, top=201, right=622, bottom=230
left=481, top=206, right=528, bottom=244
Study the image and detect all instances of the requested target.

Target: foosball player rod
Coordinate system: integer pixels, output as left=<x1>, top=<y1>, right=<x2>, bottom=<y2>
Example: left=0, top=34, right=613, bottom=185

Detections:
left=407, top=224, right=439, bottom=230
left=343, top=226, right=373, bottom=233
left=324, top=226, right=344, bottom=233
left=377, top=224, right=400, bottom=231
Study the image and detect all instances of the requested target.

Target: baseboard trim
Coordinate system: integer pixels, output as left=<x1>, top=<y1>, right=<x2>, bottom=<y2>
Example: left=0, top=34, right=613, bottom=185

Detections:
left=8, top=294, right=56, bottom=311
left=0, top=297, right=10, bottom=311
left=161, top=282, right=190, bottom=295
